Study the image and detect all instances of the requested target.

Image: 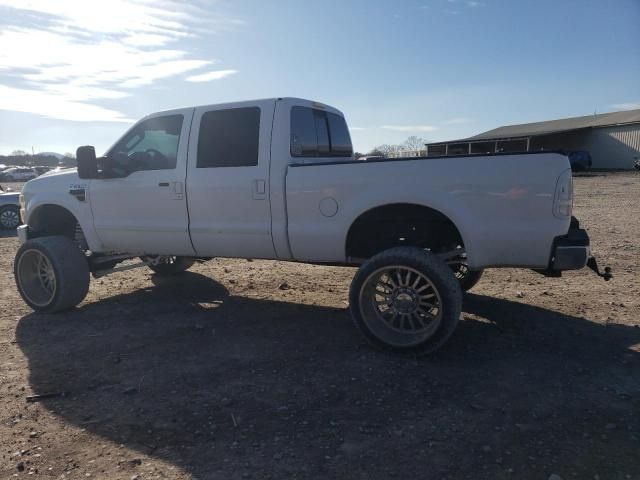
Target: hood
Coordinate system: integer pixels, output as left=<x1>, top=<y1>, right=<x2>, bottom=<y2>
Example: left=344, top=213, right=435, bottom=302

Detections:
left=39, top=167, right=77, bottom=178
left=21, top=168, right=81, bottom=195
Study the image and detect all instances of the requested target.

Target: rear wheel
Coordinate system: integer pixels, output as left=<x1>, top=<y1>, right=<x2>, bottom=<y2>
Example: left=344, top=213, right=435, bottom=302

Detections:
left=349, top=247, right=462, bottom=356
left=143, top=256, right=195, bottom=275
left=14, top=236, right=90, bottom=312
left=0, top=205, right=21, bottom=229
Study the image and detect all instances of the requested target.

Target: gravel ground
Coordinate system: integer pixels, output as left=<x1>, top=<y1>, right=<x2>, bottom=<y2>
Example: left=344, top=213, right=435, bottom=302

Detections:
left=0, top=172, right=639, bottom=480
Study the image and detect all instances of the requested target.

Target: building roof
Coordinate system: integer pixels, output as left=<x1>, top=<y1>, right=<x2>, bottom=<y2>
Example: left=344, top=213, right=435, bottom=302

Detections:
left=467, top=109, right=640, bottom=141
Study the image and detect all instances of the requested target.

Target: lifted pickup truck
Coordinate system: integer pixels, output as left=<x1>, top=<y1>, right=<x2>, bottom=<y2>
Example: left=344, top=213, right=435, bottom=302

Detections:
left=14, top=98, right=611, bottom=355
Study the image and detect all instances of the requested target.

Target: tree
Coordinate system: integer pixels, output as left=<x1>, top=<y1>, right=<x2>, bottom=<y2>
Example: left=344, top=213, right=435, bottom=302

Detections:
left=369, top=136, right=428, bottom=158
left=402, top=136, right=427, bottom=151
left=11, top=150, right=28, bottom=156
left=63, top=152, right=76, bottom=160
left=371, top=144, right=402, bottom=156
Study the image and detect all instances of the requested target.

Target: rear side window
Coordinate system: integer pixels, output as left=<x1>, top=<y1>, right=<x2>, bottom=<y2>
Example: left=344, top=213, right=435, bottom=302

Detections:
left=290, top=106, right=353, bottom=158
left=197, top=107, right=261, bottom=168
left=326, top=112, right=352, bottom=157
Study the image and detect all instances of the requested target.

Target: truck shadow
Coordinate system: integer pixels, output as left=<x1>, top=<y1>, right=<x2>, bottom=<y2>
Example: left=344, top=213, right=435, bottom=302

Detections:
left=15, top=272, right=640, bottom=479
left=0, top=228, right=17, bottom=238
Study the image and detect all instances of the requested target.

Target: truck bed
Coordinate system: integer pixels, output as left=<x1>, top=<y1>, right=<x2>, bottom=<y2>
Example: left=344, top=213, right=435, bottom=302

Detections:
left=284, top=151, right=572, bottom=269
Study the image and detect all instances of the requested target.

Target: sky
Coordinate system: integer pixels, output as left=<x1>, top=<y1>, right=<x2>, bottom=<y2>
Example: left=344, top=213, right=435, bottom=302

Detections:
left=0, top=0, right=639, bottom=156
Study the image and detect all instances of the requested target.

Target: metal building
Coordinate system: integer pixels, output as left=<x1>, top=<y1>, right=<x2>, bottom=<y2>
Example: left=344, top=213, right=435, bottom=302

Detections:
left=425, top=109, right=640, bottom=169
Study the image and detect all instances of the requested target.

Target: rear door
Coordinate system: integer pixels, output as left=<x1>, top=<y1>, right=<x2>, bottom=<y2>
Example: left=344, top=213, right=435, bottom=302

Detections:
left=186, top=100, right=276, bottom=259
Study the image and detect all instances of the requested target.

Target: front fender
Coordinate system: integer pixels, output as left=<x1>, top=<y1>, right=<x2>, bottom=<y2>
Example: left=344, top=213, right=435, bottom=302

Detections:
left=22, top=174, right=102, bottom=252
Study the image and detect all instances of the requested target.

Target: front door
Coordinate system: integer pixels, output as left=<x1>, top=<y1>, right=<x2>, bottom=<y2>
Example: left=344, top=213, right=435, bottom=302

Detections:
left=89, top=108, right=196, bottom=256
left=187, top=100, right=276, bottom=259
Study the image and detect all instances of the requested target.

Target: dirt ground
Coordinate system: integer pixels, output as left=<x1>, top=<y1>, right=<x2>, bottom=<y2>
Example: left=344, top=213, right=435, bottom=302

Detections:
left=0, top=172, right=638, bottom=480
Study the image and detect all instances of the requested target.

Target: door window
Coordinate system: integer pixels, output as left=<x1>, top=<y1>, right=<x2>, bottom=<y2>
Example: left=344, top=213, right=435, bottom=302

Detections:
left=107, top=114, right=183, bottom=174
left=197, top=107, right=261, bottom=168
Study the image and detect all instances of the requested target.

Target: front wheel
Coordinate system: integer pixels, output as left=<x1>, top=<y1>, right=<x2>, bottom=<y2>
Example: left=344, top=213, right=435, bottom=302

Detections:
left=143, top=256, right=195, bottom=275
left=0, top=205, right=21, bottom=229
left=349, top=247, right=462, bottom=356
left=14, top=236, right=90, bottom=312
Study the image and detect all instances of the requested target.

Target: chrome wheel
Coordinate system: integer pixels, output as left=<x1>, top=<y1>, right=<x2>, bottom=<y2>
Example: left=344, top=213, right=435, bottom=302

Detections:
left=0, top=207, right=20, bottom=229
left=359, top=265, right=443, bottom=347
left=16, top=249, right=57, bottom=307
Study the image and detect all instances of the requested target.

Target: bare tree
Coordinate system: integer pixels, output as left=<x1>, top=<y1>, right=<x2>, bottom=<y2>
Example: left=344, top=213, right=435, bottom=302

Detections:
left=371, top=144, right=403, bottom=156
left=11, top=149, right=28, bottom=156
left=402, top=136, right=427, bottom=151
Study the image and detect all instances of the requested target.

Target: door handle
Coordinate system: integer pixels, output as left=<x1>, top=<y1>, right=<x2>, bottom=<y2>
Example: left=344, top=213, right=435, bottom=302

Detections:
left=158, top=182, right=170, bottom=187
left=173, top=181, right=184, bottom=199
left=253, top=179, right=266, bottom=200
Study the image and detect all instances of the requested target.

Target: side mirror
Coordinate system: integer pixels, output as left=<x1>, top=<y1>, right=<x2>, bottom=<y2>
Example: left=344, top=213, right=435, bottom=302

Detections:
left=77, top=145, right=98, bottom=179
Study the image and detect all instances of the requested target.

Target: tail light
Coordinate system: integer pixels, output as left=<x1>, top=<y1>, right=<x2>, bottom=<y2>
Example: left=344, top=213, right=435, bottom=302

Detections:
left=553, top=169, right=573, bottom=218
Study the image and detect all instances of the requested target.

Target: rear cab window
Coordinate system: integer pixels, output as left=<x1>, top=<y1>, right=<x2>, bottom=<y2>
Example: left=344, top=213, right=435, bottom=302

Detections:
left=290, top=106, right=353, bottom=160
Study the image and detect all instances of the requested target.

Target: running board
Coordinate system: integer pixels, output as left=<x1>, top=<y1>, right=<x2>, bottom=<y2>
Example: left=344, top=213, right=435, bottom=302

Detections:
left=92, top=260, right=148, bottom=279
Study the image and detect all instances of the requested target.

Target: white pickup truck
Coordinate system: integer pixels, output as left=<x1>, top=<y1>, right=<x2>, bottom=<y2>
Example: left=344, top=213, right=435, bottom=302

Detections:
left=13, top=97, right=611, bottom=355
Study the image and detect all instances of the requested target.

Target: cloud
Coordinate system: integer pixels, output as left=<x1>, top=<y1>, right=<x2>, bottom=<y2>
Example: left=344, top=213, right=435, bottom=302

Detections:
left=186, top=70, right=238, bottom=83
left=349, top=127, right=365, bottom=131
left=0, top=0, right=241, bottom=122
left=381, top=125, right=439, bottom=133
left=0, top=85, right=133, bottom=123
left=611, top=102, right=640, bottom=111
left=444, top=117, right=474, bottom=125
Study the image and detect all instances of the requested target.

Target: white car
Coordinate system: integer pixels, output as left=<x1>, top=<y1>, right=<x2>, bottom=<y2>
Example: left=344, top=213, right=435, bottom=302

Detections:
left=0, top=185, right=21, bottom=229
left=1, top=167, right=37, bottom=182
left=13, top=98, right=611, bottom=355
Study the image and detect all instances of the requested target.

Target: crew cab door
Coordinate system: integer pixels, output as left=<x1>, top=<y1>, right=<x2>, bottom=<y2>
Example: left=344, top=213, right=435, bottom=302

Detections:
left=186, top=100, right=276, bottom=259
left=89, top=108, right=196, bottom=256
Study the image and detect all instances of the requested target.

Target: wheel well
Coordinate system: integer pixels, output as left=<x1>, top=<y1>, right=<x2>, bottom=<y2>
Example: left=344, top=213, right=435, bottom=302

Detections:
left=29, top=204, right=79, bottom=239
left=345, top=203, right=464, bottom=260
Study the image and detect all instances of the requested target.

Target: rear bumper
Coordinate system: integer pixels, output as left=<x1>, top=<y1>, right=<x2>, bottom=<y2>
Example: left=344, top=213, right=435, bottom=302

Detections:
left=550, top=217, right=590, bottom=271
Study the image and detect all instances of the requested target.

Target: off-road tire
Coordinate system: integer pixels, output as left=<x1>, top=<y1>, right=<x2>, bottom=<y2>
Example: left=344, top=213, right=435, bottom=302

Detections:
left=14, top=236, right=90, bottom=313
left=349, top=247, right=462, bottom=356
